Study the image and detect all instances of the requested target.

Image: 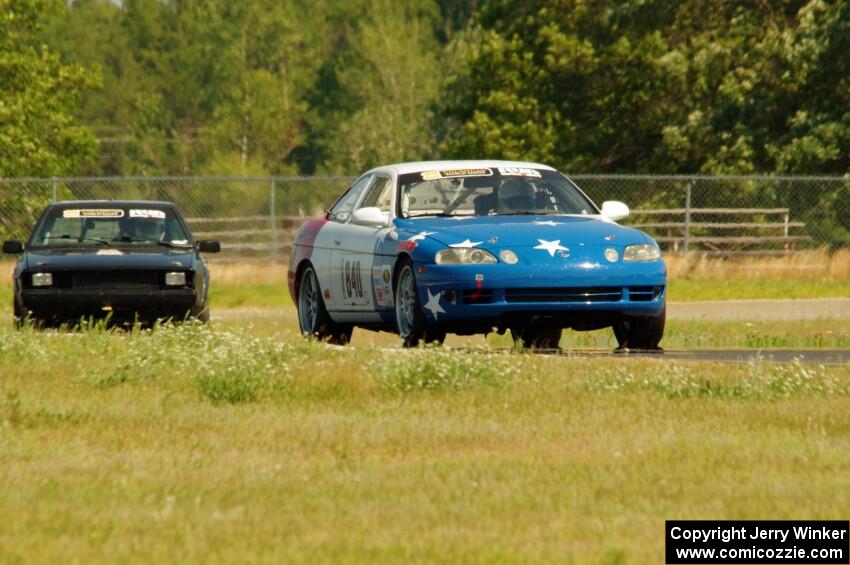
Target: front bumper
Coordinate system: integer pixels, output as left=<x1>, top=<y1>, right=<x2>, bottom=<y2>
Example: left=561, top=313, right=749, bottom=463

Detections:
left=20, top=288, right=198, bottom=321
left=414, top=259, right=666, bottom=326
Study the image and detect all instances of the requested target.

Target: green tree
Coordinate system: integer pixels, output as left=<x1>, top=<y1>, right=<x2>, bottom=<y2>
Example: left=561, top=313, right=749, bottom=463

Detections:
left=442, top=0, right=679, bottom=172
left=445, top=0, right=850, bottom=178
left=50, top=0, right=334, bottom=176
left=0, top=0, right=99, bottom=177
left=320, top=0, right=442, bottom=174
left=204, top=0, right=331, bottom=175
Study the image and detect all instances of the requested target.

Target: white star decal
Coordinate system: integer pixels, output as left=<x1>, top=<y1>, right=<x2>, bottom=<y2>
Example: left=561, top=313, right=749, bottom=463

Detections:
left=533, top=220, right=560, bottom=226
left=449, top=239, right=482, bottom=248
left=407, top=231, right=435, bottom=242
left=534, top=239, right=568, bottom=257
left=423, top=289, right=446, bottom=319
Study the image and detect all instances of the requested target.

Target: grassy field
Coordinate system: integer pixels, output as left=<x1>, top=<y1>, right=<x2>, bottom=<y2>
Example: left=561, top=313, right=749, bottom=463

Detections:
left=1, top=266, right=849, bottom=349
left=208, top=315, right=850, bottom=350
left=1, top=322, right=849, bottom=563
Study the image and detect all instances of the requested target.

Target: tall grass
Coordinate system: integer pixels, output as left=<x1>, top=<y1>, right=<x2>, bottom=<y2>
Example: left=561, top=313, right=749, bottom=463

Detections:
left=2, top=322, right=850, bottom=562
left=665, top=247, right=850, bottom=281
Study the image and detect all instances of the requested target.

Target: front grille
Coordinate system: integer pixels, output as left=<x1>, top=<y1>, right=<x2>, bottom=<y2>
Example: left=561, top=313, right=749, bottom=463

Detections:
left=628, top=286, right=664, bottom=301
left=462, top=289, right=495, bottom=304
left=504, top=287, right=622, bottom=303
left=72, top=270, right=162, bottom=290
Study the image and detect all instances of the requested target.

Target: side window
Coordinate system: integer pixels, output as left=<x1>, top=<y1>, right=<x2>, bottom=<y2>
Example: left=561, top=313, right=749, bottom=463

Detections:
left=358, top=176, right=392, bottom=213
left=329, top=175, right=373, bottom=223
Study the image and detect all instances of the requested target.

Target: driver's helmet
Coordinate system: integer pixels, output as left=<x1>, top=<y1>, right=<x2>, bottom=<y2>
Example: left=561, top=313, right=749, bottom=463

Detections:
left=134, top=219, right=166, bottom=241
left=116, top=218, right=135, bottom=239
left=498, top=178, right=536, bottom=211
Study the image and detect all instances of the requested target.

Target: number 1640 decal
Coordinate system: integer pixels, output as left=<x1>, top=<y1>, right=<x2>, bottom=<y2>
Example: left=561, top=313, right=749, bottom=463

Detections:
left=342, top=260, right=364, bottom=299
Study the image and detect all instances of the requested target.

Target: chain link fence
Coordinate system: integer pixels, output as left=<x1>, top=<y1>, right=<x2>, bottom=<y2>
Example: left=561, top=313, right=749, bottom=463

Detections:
left=0, top=175, right=847, bottom=259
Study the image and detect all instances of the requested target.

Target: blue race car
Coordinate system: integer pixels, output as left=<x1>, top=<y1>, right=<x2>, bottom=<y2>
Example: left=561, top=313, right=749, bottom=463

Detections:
left=288, top=161, right=666, bottom=349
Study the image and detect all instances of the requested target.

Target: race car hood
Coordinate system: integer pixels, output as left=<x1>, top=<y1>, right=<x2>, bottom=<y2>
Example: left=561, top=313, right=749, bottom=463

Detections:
left=394, top=214, right=650, bottom=248
left=24, top=247, right=196, bottom=271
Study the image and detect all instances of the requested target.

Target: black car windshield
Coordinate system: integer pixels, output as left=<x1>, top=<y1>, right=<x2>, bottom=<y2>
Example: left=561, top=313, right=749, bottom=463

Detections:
left=29, top=206, right=191, bottom=249
left=398, top=167, right=597, bottom=218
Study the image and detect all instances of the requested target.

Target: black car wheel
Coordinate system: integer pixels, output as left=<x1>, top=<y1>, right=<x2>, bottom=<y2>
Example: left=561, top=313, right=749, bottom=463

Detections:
left=189, top=304, right=210, bottom=323
left=510, top=327, right=562, bottom=350
left=12, top=299, right=25, bottom=328
left=613, top=306, right=666, bottom=350
left=297, top=265, right=351, bottom=345
left=394, top=260, right=445, bottom=348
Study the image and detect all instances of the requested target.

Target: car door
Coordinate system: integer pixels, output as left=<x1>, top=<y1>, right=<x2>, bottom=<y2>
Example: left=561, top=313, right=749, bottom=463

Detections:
left=312, top=174, right=373, bottom=309
left=323, top=174, right=393, bottom=315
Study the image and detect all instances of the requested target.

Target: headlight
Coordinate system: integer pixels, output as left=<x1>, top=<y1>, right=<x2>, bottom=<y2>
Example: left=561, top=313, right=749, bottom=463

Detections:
left=435, top=248, right=498, bottom=264
left=499, top=249, right=519, bottom=264
left=31, top=272, right=53, bottom=287
left=623, top=244, right=661, bottom=262
left=165, top=271, right=187, bottom=286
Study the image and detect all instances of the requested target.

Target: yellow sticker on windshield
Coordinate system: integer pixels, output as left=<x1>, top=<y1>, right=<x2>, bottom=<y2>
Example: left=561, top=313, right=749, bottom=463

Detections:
left=421, top=168, right=492, bottom=180
left=442, top=168, right=491, bottom=177
left=62, top=209, right=124, bottom=218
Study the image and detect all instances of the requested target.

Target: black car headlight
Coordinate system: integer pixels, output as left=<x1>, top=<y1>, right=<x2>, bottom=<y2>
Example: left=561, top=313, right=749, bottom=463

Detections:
left=622, top=244, right=661, bottom=262
left=435, top=248, right=498, bottom=264
left=165, top=271, right=187, bottom=286
left=31, top=272, right=53, bottom=287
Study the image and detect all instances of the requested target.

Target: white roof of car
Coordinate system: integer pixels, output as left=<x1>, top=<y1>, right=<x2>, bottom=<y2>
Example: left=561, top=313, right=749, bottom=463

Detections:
left=371, top=160, right=557, bottom=176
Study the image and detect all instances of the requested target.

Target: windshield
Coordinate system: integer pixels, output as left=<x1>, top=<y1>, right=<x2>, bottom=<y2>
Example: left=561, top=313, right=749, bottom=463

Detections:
left=398, top=167, right=597, bottom=218
left=29, top=206, right=191, bottom=249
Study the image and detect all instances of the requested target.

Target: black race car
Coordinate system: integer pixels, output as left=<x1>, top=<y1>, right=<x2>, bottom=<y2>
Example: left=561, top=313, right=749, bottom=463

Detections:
left=2, top=200, right=220, bottom=326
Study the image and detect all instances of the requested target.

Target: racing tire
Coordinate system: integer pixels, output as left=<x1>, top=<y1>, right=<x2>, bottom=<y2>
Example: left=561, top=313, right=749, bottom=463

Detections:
left=613, top=306, right=665, bottom=350
left=510, top=327, right=562, bottom=350
left=12, top=300, right=25, bottom=329
left=297, top=265, right=352, bottom=345
left=394, top=260, right=445, bottom=348
left=189, top=304, right=210, bottom=323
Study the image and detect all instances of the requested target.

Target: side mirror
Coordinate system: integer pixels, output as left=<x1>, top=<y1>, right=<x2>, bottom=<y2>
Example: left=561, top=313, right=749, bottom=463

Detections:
left=351, top=206, right=389, bottom=227
left=197, top=240, right=221, bottom=253
left=600, top=201, right=630, bottom=221
left=2, top=240, right=23, bottom=254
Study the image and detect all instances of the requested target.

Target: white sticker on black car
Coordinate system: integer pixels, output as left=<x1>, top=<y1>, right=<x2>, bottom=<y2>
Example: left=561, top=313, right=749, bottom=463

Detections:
left=129, top=209, right=166, bottom=219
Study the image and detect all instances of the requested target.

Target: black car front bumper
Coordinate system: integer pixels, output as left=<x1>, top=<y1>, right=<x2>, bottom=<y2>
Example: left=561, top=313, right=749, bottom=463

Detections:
left=20, top=288, right=199, bottom=323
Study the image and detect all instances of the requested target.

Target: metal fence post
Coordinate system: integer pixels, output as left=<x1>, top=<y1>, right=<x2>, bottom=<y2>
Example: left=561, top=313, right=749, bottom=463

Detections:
left=683, top=182, right=692, bottom=253
left=784, top=210, right=790, bottom=251
left=269, top=178, right=278, bottom=260
left=51, top=177, right=57, bottom=202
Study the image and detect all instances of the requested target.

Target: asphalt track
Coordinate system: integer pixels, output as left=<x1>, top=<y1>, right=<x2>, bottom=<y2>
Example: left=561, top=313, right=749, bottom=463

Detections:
left=215, top=300, right=850, bottom=365
left=374, top=347, right=850, bottom=365
left=216, top=298, right=850, bottom=322
left=382, top=343, right=846, bottom=366
left=527, top=348, right=850, bottom=365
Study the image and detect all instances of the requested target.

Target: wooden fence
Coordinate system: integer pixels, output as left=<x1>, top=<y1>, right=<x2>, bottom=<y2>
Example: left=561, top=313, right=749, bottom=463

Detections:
left=628, top=208, right=809, bottom=256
